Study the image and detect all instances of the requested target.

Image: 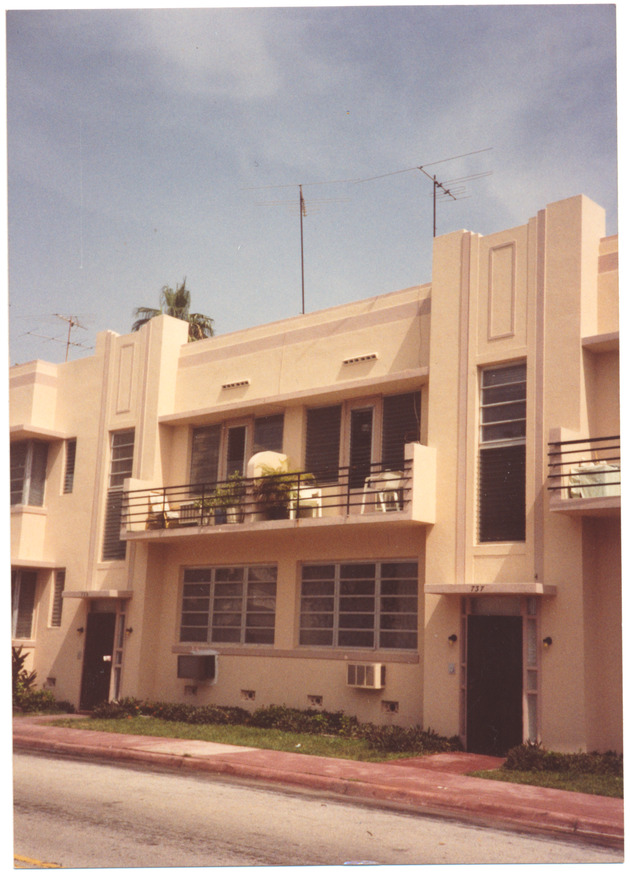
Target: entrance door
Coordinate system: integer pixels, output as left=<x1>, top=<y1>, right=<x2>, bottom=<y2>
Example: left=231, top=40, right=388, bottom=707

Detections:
left=80, top=612, right=117, bottom=710
left=466, top=615, right=523, bottom=755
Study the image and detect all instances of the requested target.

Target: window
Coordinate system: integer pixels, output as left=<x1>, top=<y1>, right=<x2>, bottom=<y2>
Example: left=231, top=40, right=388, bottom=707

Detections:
left=102, top=430, right=135, bottom=561
left=63, top=440, right=77, bottom=493
left=299, top=561, right=418, bottom=650
left=10, top=440, right=48, bottom=506
left=479, top=363, right=526, bottom=542
left=51, top=569, right=66, bottom=627
left=12, top=569, right=37, bottom=639
left=382, top=392, right=421, bottom=470
left=305, top=392, right=420, bottom=485
left=191, top=415, right=284, bottom=486
left=180, top=565, right=277, bottom=645
left=305, top=406, right=342, bottom=483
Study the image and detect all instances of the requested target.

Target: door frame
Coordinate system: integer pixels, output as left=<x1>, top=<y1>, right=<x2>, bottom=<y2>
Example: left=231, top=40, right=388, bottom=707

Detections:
left=460, top=595, right=540, bottom=753
left=79, top=601, right=129, bottom=710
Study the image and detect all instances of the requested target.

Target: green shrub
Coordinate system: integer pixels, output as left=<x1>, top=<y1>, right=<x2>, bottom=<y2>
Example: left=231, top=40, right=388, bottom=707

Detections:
left=12, top=645, right=37, bottom=707
left=504, top=742, right=623, bottom=777
left=87, top=697, right=459, bottom=754
left=248, top=704, right=358, bottom=736
left=92, top=697, right=143, bottom=719
left=359, top=723, right=463, bottom=754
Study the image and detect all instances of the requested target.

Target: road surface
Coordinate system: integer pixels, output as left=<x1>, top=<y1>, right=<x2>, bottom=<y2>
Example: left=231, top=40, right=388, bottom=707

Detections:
left=13, top=752, right=623, bottom=868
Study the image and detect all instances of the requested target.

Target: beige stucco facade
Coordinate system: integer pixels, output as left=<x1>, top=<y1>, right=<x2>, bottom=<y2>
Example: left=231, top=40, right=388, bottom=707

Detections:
left=10, top=194, right=621, bottom=754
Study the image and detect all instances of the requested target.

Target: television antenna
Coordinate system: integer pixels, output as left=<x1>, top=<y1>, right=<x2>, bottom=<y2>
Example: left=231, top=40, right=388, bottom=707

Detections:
left=20, top=314, right=92, bottom=361
left=243, top=178, right=354, bottom=315
left=355, top=148, right=493, bottom=236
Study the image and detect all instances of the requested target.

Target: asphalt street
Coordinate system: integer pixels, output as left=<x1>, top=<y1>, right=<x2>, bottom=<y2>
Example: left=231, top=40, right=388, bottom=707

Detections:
left=14, top=753, right=624, bottom=868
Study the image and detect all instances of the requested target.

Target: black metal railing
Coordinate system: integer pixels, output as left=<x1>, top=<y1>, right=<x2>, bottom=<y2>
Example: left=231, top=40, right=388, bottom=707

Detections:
left=122, top=460, right=412, bottom=532
left=547, top=435, right=620, bottom=498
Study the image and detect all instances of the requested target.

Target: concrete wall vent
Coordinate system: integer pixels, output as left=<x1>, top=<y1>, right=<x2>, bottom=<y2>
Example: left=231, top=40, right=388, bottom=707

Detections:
left=221, top=379, right=250, bottom=390
left=342, top=353, right=378, bottom=365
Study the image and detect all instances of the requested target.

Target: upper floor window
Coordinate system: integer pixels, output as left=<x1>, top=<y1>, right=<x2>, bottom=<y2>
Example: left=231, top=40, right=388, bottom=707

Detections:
left=12, top=569, right=37, bottom=639
left=102, top=429, right=135, bottom=561
left=180, top=565, right=277, bottom=645
left=190, top=414, right=284, bottom=486
left=10, top=440, right=48, bottom=507
left=63, top=440, right=77, bottom=494
left=305, top=392, right=421, bottom=486
left=478, top=363, right=526, bottom=542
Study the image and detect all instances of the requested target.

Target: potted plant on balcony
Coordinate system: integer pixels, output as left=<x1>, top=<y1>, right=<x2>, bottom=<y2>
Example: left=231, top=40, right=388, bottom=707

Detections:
left=253, top=464, right=314, bottom=520
left=210, top=471, right=245, bottom=524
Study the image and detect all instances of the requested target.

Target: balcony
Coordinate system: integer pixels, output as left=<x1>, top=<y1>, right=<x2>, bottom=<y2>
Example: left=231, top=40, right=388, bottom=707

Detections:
left=548, top=433, right=620, bottom=516
left=122, top=443, right=436, bottom=540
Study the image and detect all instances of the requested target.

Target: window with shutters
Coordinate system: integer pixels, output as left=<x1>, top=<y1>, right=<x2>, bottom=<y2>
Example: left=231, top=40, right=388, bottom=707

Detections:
left=51, top=569, right=65, bottom=627
left=305, top=392, right=420, bottom=485
left=10, top=440, right=48, bottom=506
left=299, top=561, right=418, bottom=650
left=102, top=430, right=135, bottom=561
left=478, top=363, right=526, bottom=542
left=190, top=415, right=284, bottom=487
left=63, top=440, right=77, bottom=494
left=12, top=569, right=37, bottom=639
left=305, top=406, right=342, bottom=483
left=382, top=392, right=421, bottom=470
left=180, top=565, right=277, bottom=645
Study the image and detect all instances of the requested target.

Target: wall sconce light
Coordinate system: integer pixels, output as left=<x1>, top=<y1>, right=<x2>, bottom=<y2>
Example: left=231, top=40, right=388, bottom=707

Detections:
left=543, top=637, right=553, bottom=648
left=448, top=634, right=458, bottom=645
left=76, top=627, right=84, bottom=634
left=125, top=627, right=134, bottom=635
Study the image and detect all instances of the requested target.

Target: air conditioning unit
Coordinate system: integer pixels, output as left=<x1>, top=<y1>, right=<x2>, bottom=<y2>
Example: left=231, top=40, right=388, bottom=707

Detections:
left=346, top=663, right=386, bottom=689
left=177, top=651, right=218, bottom=683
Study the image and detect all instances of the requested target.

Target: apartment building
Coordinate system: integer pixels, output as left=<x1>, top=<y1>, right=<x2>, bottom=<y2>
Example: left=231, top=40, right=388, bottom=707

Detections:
left=10, top=194, right=621, bottom=755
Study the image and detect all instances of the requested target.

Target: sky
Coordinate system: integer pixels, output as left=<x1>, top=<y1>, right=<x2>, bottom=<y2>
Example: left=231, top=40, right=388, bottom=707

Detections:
left=5, top=3, right=619, bottom=366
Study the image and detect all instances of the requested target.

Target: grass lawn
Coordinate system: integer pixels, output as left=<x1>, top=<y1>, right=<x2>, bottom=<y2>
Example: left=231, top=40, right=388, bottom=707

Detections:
left=52, top=716, right=405, bottom=762
left=470, top=768, right=623, bottom=798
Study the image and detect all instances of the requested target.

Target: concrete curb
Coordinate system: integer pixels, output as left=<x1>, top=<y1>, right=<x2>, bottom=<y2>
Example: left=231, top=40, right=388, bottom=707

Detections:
left=13, top=731, right=624, bottom=849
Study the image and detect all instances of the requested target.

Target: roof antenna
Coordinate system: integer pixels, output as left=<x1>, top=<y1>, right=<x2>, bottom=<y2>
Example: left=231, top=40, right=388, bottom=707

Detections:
left=243, top=178, right=353, bottom=315
left=356, top=148, right=493, bottom=236
left=54, top=314, right=88, bottom=361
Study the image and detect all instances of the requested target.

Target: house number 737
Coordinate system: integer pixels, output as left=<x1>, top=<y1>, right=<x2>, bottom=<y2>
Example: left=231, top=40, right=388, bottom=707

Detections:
left=470, top=585, right=485, bottom=593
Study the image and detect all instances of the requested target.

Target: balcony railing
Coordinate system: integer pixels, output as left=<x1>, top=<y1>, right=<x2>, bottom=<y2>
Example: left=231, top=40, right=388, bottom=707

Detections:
left=122, top=460, right=413, bottom=533
left=547, top=435, right=620, bottom=501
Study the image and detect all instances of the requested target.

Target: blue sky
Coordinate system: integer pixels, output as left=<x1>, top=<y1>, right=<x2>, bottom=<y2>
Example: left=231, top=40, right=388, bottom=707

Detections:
left=6, top=4, right=618, bottom=365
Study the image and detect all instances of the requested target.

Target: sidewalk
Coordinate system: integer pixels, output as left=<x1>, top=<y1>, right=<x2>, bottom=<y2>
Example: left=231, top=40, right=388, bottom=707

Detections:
left=13, top=715, right=624, bottom=849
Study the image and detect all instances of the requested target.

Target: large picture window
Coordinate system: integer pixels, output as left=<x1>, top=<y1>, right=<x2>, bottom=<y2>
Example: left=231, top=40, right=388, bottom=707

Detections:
left=478, top=363, right=526, bottom=542
left=180, top=565, right=277, bottom=645
left=299, top=561, right=418, bottom=650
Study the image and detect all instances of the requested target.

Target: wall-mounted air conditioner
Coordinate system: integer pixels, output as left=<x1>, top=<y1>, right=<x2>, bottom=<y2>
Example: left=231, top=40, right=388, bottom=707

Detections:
left=177, top=650, right=218, bottom=684
left=346, top=663, right=386, bottom=689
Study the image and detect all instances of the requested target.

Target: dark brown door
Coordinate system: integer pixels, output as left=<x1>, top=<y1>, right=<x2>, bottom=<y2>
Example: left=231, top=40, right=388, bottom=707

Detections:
left=466, top=615, right=523, bottom=755
left=80, top=612, right=116, bottom=710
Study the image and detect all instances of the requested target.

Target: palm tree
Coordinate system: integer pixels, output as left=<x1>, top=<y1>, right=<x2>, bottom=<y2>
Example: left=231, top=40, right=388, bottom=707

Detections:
left=131, top=279, right=214, bottom=341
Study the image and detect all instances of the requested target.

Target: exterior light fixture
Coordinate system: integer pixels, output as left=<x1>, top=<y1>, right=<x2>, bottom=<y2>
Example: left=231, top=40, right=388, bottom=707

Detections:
left=125, top=627, right=134, bottom=635
left=448, top=634, right=458, bottom=645
left=543, top=637, right=553, bottom=648
left=76, top=627, right=84, bottom=634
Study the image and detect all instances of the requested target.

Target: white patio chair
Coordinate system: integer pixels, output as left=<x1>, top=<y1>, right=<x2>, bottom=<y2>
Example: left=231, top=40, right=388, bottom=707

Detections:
left=360, top=471, right=404, bottom=513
